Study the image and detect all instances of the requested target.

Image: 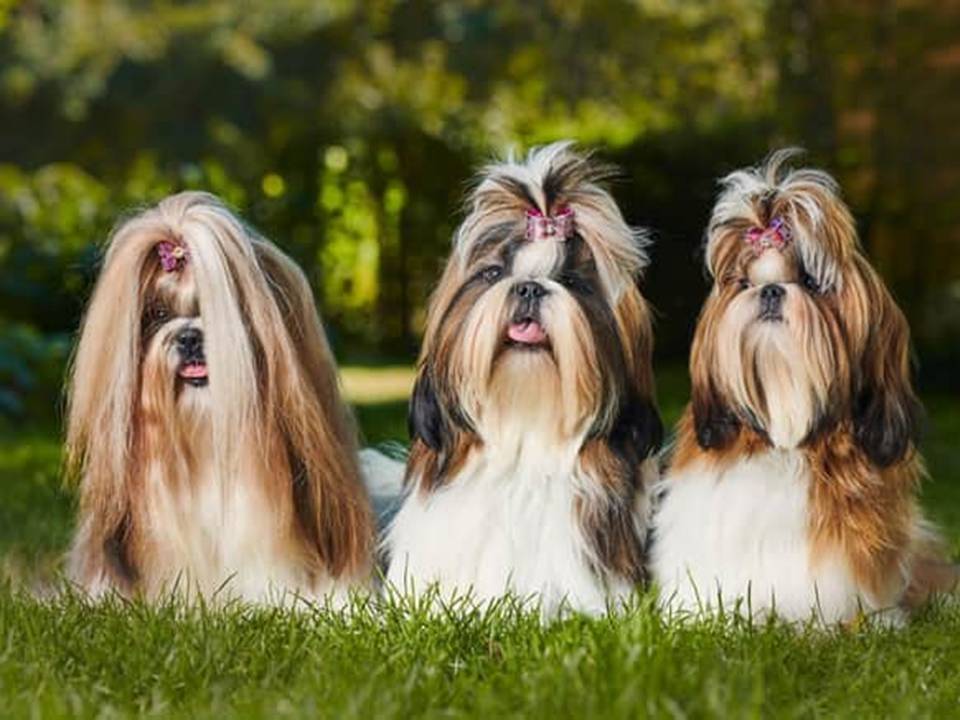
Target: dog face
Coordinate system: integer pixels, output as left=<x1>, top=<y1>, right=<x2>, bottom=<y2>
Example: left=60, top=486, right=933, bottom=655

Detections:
left=408, top=143, right=662, bottom=489
left=691, top=150, right=920, bottom=465
left=702, top=208, right=848, bottom=450
left=427, top=229, right=629, bottom=442
left=137, top=259, right=213, bottom=435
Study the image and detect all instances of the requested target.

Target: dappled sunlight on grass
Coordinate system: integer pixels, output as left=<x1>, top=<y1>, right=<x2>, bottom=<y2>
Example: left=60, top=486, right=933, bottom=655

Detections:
left=340, top=365, right=415, bottom=405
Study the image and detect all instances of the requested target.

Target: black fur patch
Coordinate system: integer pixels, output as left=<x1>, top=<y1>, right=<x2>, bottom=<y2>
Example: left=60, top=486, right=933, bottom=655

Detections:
left=289, top=452, right=320, bottom=560
left=408, top=370, right=448, bottom=452
left=466, top=221, right=521, bottom=266
left=542, top=153, right=617, bottom=209
left=542, top=163, right=577, bottom=209
left=103, top=514, right=138, bottom=585
left=559, top=237, right=662, bottom=467
left=609, top=393, right=664, bottom=467
left=585, top=494, right=646, bottom=585
left=498, top=236, right=524, bottom=273
left=693, top=393, right=741, bottom=450
left=491, top=176, right=538, bottom=210
left=759, top=189, right=777, bottom=224
left=853, top=387, right=923, bottom=468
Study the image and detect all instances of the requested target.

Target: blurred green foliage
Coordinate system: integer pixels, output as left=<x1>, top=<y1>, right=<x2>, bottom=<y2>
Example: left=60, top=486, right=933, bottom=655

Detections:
left=1, top=0, right=958, bottom=427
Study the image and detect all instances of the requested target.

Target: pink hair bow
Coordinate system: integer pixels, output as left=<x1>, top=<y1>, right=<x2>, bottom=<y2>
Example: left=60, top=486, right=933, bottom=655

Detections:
left=745, top=216, right=791, bottom=253
left=525, top=205, right=575, bottom=241
left=156, top=240, right=188, bottom=272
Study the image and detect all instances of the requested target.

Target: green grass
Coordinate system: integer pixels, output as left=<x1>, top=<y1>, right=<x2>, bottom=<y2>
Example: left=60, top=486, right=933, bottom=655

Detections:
left=0, top=365, right=958, bottom=718
left=2, top=590, right=959, bottom=719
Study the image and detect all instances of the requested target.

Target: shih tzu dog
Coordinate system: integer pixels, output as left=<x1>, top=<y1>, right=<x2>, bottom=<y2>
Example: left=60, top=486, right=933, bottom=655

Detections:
left=385, top=143, right=663, bottom=616
left=66, top=191, right=378, bottom=604
left=652, top=150, right=956, bottom=623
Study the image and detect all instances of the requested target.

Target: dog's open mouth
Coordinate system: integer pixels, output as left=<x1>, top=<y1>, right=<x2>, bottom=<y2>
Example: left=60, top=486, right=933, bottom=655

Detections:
left=178, top=361, right=209, bottom=387
left=506, top=319, right=549, bottom=348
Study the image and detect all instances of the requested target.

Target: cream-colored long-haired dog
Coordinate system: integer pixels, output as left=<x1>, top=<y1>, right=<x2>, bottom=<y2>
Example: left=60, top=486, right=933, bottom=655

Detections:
left=66, top=191, right=378, bottom=604
left=651, top=150, right=957, bottom=624
left=386, top=143, right=663, bottom=616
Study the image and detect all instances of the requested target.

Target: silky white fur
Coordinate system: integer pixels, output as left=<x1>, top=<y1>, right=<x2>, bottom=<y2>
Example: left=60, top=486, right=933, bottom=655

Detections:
left=387, top=143, right=658, bottom=619
left=388, top=348, right=645, bottom=616
left=652, top=449, right=902, bottom=624
left=386, top=432, right=643, bottom=616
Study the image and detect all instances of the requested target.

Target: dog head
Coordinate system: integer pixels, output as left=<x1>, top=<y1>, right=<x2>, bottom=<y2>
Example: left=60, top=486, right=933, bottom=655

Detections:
left=67, top=191, right=371, bottom=580
left=409, top=143, right=662, bottom=487
left=691, top=149, right=921, bottom=465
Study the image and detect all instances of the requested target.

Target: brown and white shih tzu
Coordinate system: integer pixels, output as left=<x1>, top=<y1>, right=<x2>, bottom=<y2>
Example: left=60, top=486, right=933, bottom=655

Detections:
left=385, top=143, right=663, bottom=616
left=652, top=150, right=956, bottom=624
left=66, top=191, right=378, bottom=605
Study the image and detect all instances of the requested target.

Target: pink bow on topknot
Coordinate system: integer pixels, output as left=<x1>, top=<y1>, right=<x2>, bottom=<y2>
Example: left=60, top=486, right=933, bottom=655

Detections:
left=745, top=216, right=791, bottom=253
left=156, top=240, right=188, bottom=272
left=525, top=205, right=576, bottom=241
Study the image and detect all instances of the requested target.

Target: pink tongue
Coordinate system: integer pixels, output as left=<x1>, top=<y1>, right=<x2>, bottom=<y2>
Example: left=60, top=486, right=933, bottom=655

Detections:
left=179, top=363, right=208, bottom=379
left=508, top=320, right=547, bottom=345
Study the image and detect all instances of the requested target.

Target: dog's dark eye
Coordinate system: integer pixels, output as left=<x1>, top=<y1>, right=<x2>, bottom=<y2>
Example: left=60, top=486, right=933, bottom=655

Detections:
left=142, top=303, right=172, bottom=334
left=800, top=269, right=820, bottom=294
left=479, top=265, right=503, bottom=284
left=737, top=277, right=751, bottom=291
left=559, top=273, right=591, bottom=294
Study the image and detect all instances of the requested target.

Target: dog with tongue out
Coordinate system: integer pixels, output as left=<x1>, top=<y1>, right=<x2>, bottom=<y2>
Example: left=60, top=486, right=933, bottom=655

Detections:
left=386, top=142, right=663, bottom=617
left=65, top=192, right=379, bottom=605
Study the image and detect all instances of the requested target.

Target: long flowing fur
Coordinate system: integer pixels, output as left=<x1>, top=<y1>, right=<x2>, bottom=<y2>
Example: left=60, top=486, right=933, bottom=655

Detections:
left=387, top=143, right=662, bottom=616
left=66, top=191, right=374, bottom=602
left=653, top=150, right=956, bottom=622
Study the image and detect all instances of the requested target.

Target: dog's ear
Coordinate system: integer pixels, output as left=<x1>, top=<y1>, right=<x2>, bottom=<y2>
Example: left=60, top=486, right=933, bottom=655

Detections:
left=408, top=368, right=448, bottom=452
left=854, top=386, right=922, bottom=468
left=852, top=273, right=923, bottom=467
left=692, top=383, right=741, bottom=451
left=406, top=365, right=478, bottom=492
left=689, top=298, right=740, bottom=450
left=609, top=392, right=663, bottom=466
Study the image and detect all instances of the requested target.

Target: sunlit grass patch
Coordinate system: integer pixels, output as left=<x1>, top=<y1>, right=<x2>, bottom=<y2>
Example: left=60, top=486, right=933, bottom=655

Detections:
left=1, top=586, right=959, bottom=719
left=340, top=365, right=416, bottom=405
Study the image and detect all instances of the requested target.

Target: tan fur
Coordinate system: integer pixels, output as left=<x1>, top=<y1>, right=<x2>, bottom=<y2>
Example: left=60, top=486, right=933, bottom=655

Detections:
left=404, top=143, right=662, bottom=587
left=66, top=191, right=373, bottom=602
left=805, top=429, right=919, bottom=604
left=673, top=150, right=956, bottom=614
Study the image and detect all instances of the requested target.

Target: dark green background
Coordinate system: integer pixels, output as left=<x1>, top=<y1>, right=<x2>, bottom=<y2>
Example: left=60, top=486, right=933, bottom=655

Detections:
left=1, top=0, right=958, bottom=429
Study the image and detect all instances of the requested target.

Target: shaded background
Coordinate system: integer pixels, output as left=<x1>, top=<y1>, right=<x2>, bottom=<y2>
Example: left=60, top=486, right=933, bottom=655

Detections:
left=1, top=0, right=958, bottom=430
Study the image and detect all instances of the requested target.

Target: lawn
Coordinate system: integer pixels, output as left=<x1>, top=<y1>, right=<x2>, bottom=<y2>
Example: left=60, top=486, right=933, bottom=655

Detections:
left=0, top=366, right=958, bottom=719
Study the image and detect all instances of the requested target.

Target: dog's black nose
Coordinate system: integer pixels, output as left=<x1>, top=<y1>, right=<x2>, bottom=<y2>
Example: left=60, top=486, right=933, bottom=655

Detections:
left=175, top=327, right=203, bottom=355
left=759, top=284, right=786, bottom=320
left=512, top=281, right=547, bottom=300
left=760, top=284, right=785, bottom=303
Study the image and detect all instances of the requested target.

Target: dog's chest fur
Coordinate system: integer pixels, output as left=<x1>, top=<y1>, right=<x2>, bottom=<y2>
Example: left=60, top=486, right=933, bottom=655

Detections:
left=136, top=453, right=347, bottom=605
left=387, top=438, right=632, bottom=616
left=651, top=449, right=872, bottom=623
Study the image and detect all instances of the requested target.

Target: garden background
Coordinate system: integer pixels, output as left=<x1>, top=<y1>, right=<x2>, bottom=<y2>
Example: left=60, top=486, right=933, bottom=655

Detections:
left=1, top=1, right=959, bottom=717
